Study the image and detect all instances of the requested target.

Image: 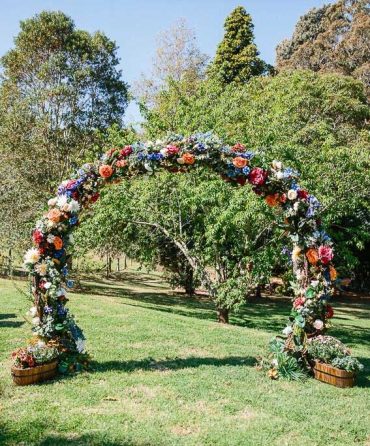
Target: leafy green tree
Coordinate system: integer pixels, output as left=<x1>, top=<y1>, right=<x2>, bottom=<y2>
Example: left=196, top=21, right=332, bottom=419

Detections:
left=207, top=6, right=271, bottom=85
left=76, top=169, right=280, bottom=322
left=0, top=11, right=128, bottom=253
left=142, top=70, right=370, bottom=281
left=276, top=0, right=370, bottom=96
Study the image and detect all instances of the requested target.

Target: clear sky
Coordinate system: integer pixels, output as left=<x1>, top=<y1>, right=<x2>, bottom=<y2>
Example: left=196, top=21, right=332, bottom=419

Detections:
left=0, top=0, right=331, bottom=122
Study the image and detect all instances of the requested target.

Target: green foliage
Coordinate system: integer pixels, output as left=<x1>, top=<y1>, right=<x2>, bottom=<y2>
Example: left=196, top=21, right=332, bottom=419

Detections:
left=142, top=70, right=370, bottom=278
left=0, top=10, right=128, bottom=252
left=207, top=6, right=271, bottom=84
left=306, top=335, right=363, bottom=372
left=76, top=167, right=283, bottom=314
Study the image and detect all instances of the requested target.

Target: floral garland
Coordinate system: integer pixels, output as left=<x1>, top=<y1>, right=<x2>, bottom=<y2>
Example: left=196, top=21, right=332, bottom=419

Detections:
left=23, top=132, right=337, bottom=369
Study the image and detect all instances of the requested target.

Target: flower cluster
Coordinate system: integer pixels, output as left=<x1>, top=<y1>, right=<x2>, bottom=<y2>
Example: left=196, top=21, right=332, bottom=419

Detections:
left=12, top=341, right=58, bottom=369
left=22, top=132, right=339, bottom=376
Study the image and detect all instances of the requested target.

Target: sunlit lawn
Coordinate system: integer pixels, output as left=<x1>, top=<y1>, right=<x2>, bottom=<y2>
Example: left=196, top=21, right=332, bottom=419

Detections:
left=0, top=274, right=369, bottom=446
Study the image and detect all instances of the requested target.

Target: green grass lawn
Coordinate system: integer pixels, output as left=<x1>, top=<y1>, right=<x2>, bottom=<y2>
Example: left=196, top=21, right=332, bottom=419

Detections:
left=0, top=273, right=369, bottom=446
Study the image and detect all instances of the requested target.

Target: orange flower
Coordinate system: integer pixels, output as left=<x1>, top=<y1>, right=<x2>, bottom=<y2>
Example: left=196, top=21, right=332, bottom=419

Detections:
left=182, top=153, right=195, bottom=165
left=47, top=208, right=62, bottom=223
left=116, top=160, right=128, bottom=168
left=268, top=368, right=278, bottom=380
left=306, top=248, right=319, bottom=265
left=232, top=156, right=248, bottom=168
left=329, top=266, right=337, bottom=281
left=99, top=164, right=114, bottom=178
left=53, top=236, right=63, bottom=250
left=265, top=194, right=280, bottom=207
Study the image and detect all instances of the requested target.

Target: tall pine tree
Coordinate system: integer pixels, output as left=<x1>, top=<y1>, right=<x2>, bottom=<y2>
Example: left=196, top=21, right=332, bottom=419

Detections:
left=208, top=6, right=270, bottom=85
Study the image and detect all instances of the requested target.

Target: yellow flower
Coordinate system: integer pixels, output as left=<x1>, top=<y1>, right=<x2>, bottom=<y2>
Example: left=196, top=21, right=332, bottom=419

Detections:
left=268, top=368, right=279, bottom=380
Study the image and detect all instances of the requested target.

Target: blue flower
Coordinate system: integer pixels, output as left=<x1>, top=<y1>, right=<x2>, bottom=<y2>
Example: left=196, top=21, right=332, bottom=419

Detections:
left=147, top=153, right=163, bottom=161
left=195, top=143, right=206, bottom=152
left=227, top=169, right=237, bottom=178
left=69, top=216, right=78, bottom=226
left=306, top=195, right=321, bottom=218
left=57, top=304, right=68, bottom=317
left=62, top=266, right=69, bottom=276
left=137, top=152, right=146, bottom=161
left=54, top=249, right=65, bottom=259
left=242, top=166, right=251, bottom=176
left=66, top=280, right=74, bottom=288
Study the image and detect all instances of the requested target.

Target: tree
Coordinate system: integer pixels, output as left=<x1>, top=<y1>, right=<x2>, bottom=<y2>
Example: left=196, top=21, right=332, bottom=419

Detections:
left=135, top=18, right=208, bottom=108
left=207, top=6, right=271, bottom=85
left=76, top=167, right=280, bottom=323
left=0, top=11, right=128, bottom=252
left=276, top=0, right=370, bottom=96
left=141, top=70, right=370, bottom=283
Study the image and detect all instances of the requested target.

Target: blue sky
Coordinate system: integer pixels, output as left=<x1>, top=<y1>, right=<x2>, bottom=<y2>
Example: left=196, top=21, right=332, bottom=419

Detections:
left=0, top=0, right=331, bottom=121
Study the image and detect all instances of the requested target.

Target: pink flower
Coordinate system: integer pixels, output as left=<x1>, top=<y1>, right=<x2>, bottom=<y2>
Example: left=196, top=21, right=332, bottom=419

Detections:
left=293, top=297, right=306, bottom=309
left=167, top=145, right=180, bottom=155
left=318, top=245, right=334, bottom=265
left=248, top=168, right=268, bottom=186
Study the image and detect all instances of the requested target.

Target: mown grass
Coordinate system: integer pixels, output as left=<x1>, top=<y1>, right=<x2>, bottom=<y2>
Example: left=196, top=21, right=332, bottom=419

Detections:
left=0, top=273, right=369, bottom=446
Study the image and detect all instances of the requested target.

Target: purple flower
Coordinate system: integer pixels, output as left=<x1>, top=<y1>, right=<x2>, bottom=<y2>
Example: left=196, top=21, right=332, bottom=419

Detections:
left=57, top=304, right=68, bottom=317
left=306, top=195, right=321, bottom=218
left=44, top=305, right=53, bottom=314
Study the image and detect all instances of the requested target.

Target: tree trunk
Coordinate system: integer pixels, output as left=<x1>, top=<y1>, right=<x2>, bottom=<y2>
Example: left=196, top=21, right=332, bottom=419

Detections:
left=255, top=284, right=262, bottom=299
left=217, top=307, right=229, bottom=324
left=117, top=257, right=120, bottom=272
left=184, top=266, right=195, bottom=296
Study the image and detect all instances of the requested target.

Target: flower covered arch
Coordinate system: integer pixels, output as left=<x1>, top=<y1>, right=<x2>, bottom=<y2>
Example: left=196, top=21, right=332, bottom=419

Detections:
left=23, top=133, right=337, bottom=371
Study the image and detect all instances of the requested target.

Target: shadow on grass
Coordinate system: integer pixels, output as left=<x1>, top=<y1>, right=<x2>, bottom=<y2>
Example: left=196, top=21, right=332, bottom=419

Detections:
left=356, top=357, right=370, bottom=388
left=78, top=279, right=291, bottom=330
left=38, top=438, right=140, bottom=446
left=0, top=313, right=24, bottom=328
left=89, top=355, right=256, bottom=374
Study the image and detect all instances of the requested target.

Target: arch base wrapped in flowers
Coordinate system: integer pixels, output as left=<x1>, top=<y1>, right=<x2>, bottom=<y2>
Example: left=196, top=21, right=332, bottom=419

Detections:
left=20, top=133, right=343, bottom=380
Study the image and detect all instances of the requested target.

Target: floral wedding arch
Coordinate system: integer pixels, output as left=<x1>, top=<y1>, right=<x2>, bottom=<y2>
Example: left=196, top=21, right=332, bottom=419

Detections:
left=23, top=133, right=337, bottom=371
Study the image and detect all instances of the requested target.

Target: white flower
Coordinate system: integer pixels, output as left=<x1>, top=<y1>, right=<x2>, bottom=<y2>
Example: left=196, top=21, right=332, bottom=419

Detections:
left=293, top=202, right=299, bottom=211
left=272, top=160, right=282, bottom=170
left=29, top=306, right=38, bottom=317
left=69, top=199, right=80, bottom=213
left=296, top=269, right=305, bottom=281
left=287, top=189, right=298, bottom=200
left=37, top=341, right=46, bottom=348
left=177, top=157, right=185, bottom=165
left=35, top=262, right=48, bottom=276
left=47, top=234, right=55, bottom=243
left=160, top=148, right=169, bottom=157
left=313, top=319, right=324, bottom=330
left=46, top=220, right=56, bottom=230
left=69, top=234, right=75, bottom=244
left=311, top=280, right=319, bottom=288
left=292, top=246, right=301, bottom=262
left=57, top=195, right=68, bottom=208
left=24, top=248, right=40, bottom=265
left=271, top=358, right=278, bottom=367
left=32, top=317, right=40, bottom=325
left=155, top=139, right=163, bottom=145
left=76, top=338, right=85, bottom=353
left=44, top=282, right=52, bottom=290
left=56, top=288, right=66, bottom=297
left=48, top=197, right=58, bottom=207
left=144, top=163, right=153, bottom=173
left=283, top=325, right=293, bottom=336
left=275, top=171, right=284, bottom=180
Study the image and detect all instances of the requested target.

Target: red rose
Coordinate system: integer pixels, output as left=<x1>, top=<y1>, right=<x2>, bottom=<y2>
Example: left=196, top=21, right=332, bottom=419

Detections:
left=120, top=146, right=133, bottom=157
left=325, top=305, right=334, bottom=319
left=72, top=191, right=79, bottom=200
left=99, top=165, right=114, bottom=179
left=297, top=189, right=309, bottom=200
left=248, top=168, right=268, bottom=186
left=318, top=245, right=334, bottom=265
left=167, top=145, right=180, bottom=155
left=32, top=230, right=43, bottom=245
left=279, top=193, right=287, bottom=203
left=90, top=193, right=100, bottom=203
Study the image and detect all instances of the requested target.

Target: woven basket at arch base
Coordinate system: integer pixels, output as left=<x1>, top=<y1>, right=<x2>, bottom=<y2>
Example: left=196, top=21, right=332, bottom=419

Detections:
left=11, top=360, right=58, bottom=386
left=313, top=360, right=355, bottom=388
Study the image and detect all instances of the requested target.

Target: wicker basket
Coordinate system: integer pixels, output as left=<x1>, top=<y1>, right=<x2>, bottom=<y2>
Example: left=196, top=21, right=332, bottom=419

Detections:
left=11, top=360, right=58, bottom=386
left=313, top=360, right=355, bottom=388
